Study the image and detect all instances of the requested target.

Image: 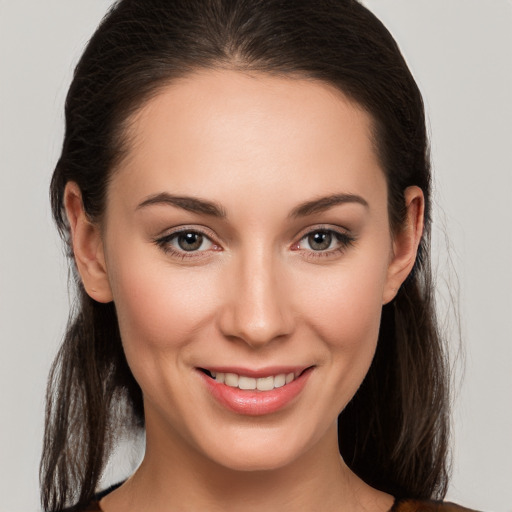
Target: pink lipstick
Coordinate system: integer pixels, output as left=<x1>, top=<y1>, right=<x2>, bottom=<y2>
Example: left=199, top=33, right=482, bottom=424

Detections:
left=198, top=366, right=313, bottom=416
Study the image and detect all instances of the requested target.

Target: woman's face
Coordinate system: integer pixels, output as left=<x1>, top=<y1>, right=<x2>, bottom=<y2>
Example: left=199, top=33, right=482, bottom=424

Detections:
left=73, top=70, right=421, bottom=471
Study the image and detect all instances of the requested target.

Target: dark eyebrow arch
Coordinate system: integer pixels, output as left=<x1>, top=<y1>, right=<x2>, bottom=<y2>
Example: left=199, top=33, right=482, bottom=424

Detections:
left=136, top=193, right=227, bottom=218
left=289, top=193, right=369, bottom=218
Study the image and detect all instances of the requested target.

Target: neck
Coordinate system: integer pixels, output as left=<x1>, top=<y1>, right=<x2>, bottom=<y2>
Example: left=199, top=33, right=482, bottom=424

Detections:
left=101, top=422, right=393, bottom=512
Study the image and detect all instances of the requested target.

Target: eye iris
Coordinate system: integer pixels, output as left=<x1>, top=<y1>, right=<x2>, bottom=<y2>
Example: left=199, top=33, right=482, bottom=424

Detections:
left=177, top=232, right=203, bottom=251
left=308, top=231, right=332, bottom=251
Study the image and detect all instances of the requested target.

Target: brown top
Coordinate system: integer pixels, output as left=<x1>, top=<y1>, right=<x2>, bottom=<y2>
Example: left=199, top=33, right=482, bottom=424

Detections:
left=81, top=498, right=481, bottom=511
left=391, top=500, right=480, bottom=512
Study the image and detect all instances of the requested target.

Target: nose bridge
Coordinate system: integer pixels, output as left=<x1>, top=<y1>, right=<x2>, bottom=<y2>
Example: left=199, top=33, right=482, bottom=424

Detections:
left=219, top=244, right=293, bottom=347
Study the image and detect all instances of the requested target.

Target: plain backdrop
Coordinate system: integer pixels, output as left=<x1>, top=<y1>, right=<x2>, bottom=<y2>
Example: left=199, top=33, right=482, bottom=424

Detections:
left=1, top=1, right=511, bottom=511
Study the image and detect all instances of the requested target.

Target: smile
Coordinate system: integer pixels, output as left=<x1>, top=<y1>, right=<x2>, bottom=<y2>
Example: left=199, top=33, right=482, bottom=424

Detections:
left=199, top=367, right=313, bottom=415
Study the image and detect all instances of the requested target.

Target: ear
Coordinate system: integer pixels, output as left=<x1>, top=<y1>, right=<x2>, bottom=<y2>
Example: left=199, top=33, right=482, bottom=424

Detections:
left=64, top=182, right=113, bottom=303
left=382, top=186, right=425, bottom=305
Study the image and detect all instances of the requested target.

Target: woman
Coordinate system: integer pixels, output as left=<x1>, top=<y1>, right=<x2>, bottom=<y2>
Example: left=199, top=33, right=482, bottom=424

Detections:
left=41, top=0, right=476, bottom=511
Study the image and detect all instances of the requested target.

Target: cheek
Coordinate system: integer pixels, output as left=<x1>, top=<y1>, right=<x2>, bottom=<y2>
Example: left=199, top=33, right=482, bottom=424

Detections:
left=301, top=257, right=388, bottom=351
left=293, top=245, right=390, bottom=410
left=313, top=275, right=383, bottom=390
left=107, top=250, right=218, bottom=362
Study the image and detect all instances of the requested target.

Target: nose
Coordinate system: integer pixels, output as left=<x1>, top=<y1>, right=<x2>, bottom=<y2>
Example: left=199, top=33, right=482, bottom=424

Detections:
left=217, top=248, right=295, bottom=349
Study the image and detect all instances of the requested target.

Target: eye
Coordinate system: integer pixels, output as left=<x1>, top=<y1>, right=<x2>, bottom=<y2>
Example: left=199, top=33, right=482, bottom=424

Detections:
left=154, top=228, right=219, bottom=256
left=304, top=230, right=335, bottom=251
left=294, top=228, right=355, bottom=256
left=173, top=231, right=210, bottom=251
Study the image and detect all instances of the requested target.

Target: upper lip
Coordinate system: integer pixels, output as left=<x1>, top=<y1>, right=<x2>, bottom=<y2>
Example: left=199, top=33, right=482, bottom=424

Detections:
left=198, top=365, right=313, bottom=378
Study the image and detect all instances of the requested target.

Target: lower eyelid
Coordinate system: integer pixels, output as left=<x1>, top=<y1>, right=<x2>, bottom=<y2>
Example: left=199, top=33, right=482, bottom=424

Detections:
left=300, top=237, right=356, bottom=260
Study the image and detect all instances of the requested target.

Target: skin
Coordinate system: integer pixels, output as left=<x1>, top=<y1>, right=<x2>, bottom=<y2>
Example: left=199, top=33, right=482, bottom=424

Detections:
left=65, top=70, right=424, bottom=512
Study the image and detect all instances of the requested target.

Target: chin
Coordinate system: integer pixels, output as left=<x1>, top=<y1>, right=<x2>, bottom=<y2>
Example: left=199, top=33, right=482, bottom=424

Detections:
left=200, top=423, right=323, bottom=473
left=210, top=447, right=300, bottom=473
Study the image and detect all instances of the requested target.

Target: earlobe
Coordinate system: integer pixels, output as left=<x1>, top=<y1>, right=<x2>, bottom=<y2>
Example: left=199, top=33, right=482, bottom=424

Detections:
left=64, top=182, right=113, bottom=303
left=382, top=186, right=425, bottom=304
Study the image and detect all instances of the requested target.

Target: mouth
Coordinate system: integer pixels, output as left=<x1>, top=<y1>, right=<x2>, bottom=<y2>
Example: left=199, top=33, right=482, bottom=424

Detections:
left=199, top=368, right=311, bottom=391
left=198, top=366, right=314, bottom=415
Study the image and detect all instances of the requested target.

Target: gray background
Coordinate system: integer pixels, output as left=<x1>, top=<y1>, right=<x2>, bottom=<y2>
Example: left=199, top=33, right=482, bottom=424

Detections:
left=1, top=1, right=511, bottom=511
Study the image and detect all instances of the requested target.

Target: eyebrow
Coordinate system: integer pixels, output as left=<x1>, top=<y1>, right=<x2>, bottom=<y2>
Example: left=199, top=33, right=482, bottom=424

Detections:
left=136, top=193, right=227, bottom=218
left=136, top=192, right=368, bottom=219
left=289, top=193, right=369, bottom=218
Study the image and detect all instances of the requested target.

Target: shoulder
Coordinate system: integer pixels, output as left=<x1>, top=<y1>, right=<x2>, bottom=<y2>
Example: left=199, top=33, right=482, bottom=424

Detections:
left=393, top=499, right=482, bottom=512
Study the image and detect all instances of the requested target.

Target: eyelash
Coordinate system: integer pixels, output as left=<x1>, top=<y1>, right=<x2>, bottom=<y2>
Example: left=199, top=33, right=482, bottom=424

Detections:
left=153, top=226, right=356, bottom=260
left=153, top=227, right=220, bottom=260
left=292, top=227, right=356, bottom=260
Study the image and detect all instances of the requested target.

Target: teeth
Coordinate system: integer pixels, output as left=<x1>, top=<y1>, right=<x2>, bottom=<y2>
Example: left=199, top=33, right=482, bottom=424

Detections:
left=224, top=373, right=239, bottom=387
left=238, top=376, right=256, bottom=390
left=211, top=371, right=298, bottom=390
left=256, top=376, right=274, bottom=391
left=274, top=374, right=286, bottom=388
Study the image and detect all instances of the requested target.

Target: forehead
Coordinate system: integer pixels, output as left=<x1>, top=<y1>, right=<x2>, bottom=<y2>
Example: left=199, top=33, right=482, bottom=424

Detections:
left=110, top=69, right=386, bottom=215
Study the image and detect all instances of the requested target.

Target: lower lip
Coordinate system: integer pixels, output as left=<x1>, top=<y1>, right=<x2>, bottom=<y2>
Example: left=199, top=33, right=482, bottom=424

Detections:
left=199, top=369, right=313, bottom=416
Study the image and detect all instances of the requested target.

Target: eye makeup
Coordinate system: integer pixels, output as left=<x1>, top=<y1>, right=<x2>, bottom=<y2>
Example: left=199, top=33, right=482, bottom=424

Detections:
left=152, top=223, right=356, bottom=263
left=291, top=225, right=357, bottom=261
left=153, top=226, right=222, bottom=261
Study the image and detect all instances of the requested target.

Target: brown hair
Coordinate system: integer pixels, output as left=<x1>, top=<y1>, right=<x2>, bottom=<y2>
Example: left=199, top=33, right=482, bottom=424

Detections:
left=42, top=0, right=449, bottom=510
